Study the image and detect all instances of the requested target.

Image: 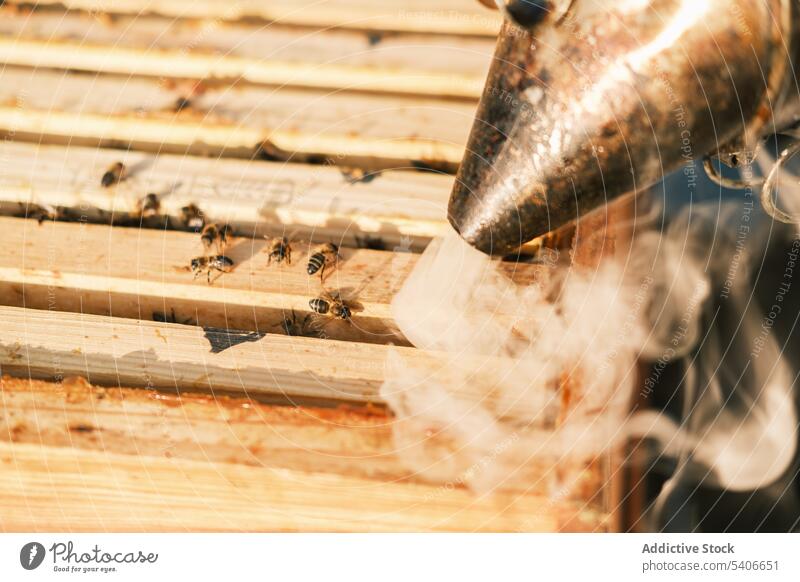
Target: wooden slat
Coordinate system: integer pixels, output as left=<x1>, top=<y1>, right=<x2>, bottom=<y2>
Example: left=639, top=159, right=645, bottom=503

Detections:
left=0, top=305, right=425, bottom=403
left=0, top=440, right=601, bottom=532
left=0, top=376, right=608, bottom=500
left=0, top=12, right=491, bottom=97
left=0, top=216, right=413, bottom=344
left=0, top=12, right=493, bottom=78
left=0, top=376, right=407, bottom=481
left=0, top=377, right=610, bottom=531
left=0, top=39, right=483, bottom=98
left=0, top=142, right=451, bottom=249
left=0, top=304, right=541, bottom=416
left=9, top=0, right=503, bottom=36
left=0, top=68, right=473, bottom=167
left=0, top=217, right=543, bottom=344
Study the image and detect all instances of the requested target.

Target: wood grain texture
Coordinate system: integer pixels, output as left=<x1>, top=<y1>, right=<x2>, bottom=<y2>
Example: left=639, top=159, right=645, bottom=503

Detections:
left=0, top=304, right=547, bottom=414
left=0, top=376, right=606, bottom=500
left=0, top=304, right=416, bottom=404
left=0, top=142, right=452, bottom=249
left=0, top=441, right=603, bottom=532
left=0, top=68, right=473, bottom=167
left=8, top=0, right=503, bottom=36
left=0, top=375, right=407, bottom=481
left=0, top=377, right=612, bottom=532
left=0, top=12, right=491, bottom=97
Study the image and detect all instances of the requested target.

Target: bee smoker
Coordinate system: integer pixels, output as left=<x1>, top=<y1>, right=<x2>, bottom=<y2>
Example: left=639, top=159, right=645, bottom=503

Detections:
left=451, top=0, right=800, bottom=255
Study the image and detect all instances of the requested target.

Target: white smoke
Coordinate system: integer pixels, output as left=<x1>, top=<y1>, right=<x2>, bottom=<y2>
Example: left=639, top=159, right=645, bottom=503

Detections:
left=380, top=229, right=645, bottom=496
left=627, top=201, right=797, bottom=495
left=381, top=189, right=799, bottom=512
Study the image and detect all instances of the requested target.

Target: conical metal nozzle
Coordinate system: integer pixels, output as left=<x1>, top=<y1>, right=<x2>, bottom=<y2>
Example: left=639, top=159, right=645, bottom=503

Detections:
left=450, top=0, right=800, bottom=255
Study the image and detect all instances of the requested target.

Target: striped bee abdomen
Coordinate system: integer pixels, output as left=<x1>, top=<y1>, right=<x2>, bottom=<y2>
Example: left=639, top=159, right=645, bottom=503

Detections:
left=309, top=298, right=330, bottom=314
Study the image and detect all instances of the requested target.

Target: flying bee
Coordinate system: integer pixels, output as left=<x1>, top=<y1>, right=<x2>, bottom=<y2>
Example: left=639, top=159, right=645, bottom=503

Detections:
left=309, top=289, right=353, bottom=320
left=266, top=236, right=292, bottom=265
left=100, top=162, right=125, bottom=188
left=179, top=203, right=204, bottom=230
left=306, top=242, right=338, bottom=280
left=200, top=223, right=231, bottom=256
left=135, top=193, right=160, bottom=218
left=190, top=254, right=234, bottom=284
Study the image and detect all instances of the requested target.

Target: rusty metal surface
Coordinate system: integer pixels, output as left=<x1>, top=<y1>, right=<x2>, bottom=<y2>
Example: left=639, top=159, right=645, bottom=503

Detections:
left=450, top=0, right=799, bottom=255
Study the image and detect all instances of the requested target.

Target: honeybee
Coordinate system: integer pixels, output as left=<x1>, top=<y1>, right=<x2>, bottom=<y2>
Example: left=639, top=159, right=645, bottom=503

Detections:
left=200, top=223, right=231, bottom=256
left=152, top=308, right=193, bottom=325
left=354, top=234, right=386, bottom=251
left=340, top=166, right=377, bottom=184
left=309, top=289, right=352, bottom=320
left=306, top=242, right=338, bottom=280
left=101, top=162, right=125, bottom=188
left=170, top=81, right=205, bottom=113
left=135, top=193, right=160, bottom=218
left=281, top=309, right=320, bottom=338
left=179, top=203, right=204, bottom=230
left=23, top=202, right=60, bottom=224
left=173, top=96, right=192, bottom=112
left=191, top=255, right=234, bottom=284
left=266, top=236, right=291, bottom=265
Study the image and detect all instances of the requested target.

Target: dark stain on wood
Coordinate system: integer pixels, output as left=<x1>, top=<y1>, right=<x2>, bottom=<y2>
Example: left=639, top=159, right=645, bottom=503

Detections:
left=202, top=326, right=267, bottom=354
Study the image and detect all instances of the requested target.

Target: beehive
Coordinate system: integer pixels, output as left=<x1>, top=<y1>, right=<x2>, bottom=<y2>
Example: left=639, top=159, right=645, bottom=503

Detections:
left=0, top=0, right=625, bottom=532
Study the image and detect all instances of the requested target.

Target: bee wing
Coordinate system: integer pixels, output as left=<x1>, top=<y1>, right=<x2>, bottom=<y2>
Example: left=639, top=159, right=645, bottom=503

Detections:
left=218, top=225, right=234, bottom=254
left=216, top=238, right=227, bottom=255
left=347, top=299, right=365, bottom=313
left=320, top=288, right=342, bottom=302
left=333, top=285, right=365, bottom=303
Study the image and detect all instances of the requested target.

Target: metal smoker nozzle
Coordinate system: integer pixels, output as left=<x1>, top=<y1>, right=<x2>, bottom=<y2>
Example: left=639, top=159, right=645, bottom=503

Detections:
left=450, top=0, right=800, bottom=256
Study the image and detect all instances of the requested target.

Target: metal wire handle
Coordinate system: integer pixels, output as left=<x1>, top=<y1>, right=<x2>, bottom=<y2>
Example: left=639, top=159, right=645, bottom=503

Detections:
left=702, top=156, right=764, bottom=191
left=761, top=139, right=800, bottom=224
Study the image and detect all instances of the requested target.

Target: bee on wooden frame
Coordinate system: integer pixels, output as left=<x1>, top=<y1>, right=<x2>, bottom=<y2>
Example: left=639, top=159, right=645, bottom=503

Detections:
left=180, top=203, right=205, bottom=231
left=281, top=309, right=323, bottom=338
left=340, top=166, right=378, bottom=184
left=173, top=96, right=192, bottom=112
left=101, top=162, right=125, bottom=188
left=266, top=236, right=292, bottom=266
left=22, top=202, right=61, bottom=225
left=135, top=193, right=161, bottom=218
left=200, top=223, right=232, bottom=256
left=152, top=308, right=193, bottom=325
left=354, top=234, right=387, bottom=251
left=170, top=81, right=206, bottom=114
left=306, top=242, right=339, bottom=280
left=190, top=255, right=234, bottom=284
left=308, top=289, right=361, bottom=321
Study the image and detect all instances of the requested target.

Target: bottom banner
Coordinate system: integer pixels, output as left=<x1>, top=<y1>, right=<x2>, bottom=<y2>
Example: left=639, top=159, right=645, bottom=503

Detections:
left=1, top=534, right=798, bottom=581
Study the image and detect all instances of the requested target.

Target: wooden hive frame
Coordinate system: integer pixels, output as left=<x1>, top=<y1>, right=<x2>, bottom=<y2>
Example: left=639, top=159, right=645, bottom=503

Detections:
left=0, top=0, right=627, bottom=532
left=13, top=0, right=503, bottom=36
